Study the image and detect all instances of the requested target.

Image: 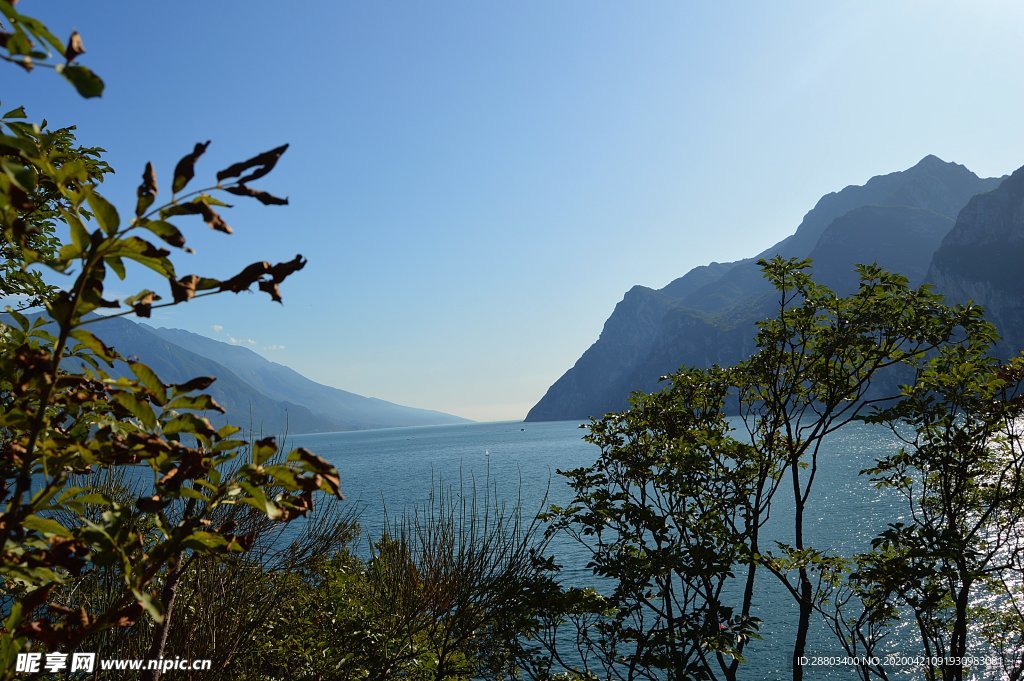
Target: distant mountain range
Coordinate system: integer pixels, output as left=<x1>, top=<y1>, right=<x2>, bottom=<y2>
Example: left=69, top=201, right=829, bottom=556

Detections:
left=527, top=155, right=1019, bottom=422
left=77, top=317, right=469, bottom=434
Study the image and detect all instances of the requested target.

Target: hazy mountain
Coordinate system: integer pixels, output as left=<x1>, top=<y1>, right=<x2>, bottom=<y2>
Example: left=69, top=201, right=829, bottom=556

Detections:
left=147, top=326, right=470, bottom=430
left=11, top=315, right=319, bottom=434
left=51, top=316, right=469, bottom=433
left=666, top=155, right=999, bottom=313
left=807, top=205, right=954, bottom=294
left=527, top=156, right=1003, bottom=422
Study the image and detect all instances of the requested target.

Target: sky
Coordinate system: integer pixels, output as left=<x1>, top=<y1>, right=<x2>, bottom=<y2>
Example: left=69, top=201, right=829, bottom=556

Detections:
left=6, top=1, right=1024, bottom=422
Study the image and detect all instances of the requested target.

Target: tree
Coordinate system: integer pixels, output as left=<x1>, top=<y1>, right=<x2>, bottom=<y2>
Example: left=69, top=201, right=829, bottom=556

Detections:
left=547, top=367, right=760, bottom=680
left=39, top=461, right=359, bottom=680
left=0, top=4, right=343, bottom=677
left=542, top=259, right=990, bottom=681
left=739, top=259, right=983, bottom=681
left=0, top=109, right=111, bottom=309
left=852, top=328, right=1024, bottom=681
left=0, top=2, right=104, bottom=97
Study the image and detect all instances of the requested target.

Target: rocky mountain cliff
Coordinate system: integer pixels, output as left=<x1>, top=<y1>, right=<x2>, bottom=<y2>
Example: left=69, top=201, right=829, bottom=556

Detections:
left=527, top=156, right=1004, bottom=422
left=927, top=164, right=1024, bottom=358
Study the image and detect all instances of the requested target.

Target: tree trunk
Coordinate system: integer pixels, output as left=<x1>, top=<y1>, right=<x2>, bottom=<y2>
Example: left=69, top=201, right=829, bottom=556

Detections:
left=791, top=460, right=810, bottom=681
left=141, top=555, right=184, bottom=681
left=792, top=567, right=812, bottom=681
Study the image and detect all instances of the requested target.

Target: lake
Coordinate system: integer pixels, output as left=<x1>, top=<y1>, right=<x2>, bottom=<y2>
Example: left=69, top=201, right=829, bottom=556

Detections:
left=288, top=419, right=988, bottom=680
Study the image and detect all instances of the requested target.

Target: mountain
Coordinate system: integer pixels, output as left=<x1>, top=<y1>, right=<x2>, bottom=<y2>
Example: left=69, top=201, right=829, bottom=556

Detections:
left=527, top=156, right=1004, bottom=422
left=81, top=317, right=325, bottom=434
left=665, top=155, right=997, bottom=314
left=807, top=205, right=954, bottom=295
left=74, top=317, right=470, bottom=433
left=147, top=326, right=468, bottom=430
left=928, top=164, right=1024, bottom=358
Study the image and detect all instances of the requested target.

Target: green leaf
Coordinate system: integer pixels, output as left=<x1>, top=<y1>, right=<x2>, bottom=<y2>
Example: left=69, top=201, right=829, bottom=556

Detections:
left=217, top=424, right=242, bottom=439
left=131, top=362, right=166, bottom=405
left=240, top=482, right=282, bottom=520
left=71, top=328, right=116, bottom=362
left=58, top=242, right=83, bottom=262
left=0, top=133, right=37, bottom=155
left=106, top=256, right=127, bottom=280
left=113, top=392, right=157, bottom=430
left=143, top=220, right=187, bottom=249
left=182, top=531, right=231, bottom=553
left=164, top=393, right=224, bottom=413
left=76, top=493, right=115, bottom=506
left=21, top=515, right=72, bottom=538
left=2, top=603, right=24, bottom=638
left=56, top=63, right=105, bottom=98
left=86, top=190, right=120, bottom=234
left=55, top=159, right=89, bottom=186
left=30, top=481, right=66, bottom=509
left=19, top=15, right=66, bottom=54
left=263, top=464, right=298, bottom=489
left=3, top=106, right=27, bottom=119
left=5, top=30, right=32, bottom=57
left=162, top=413, right=216, bottom=438
left=193, top=479, right=219, bottom=494
left=106, top=236, right=174, bottom=278
left=212, top=438, right=246, bottom=454
left=57, top=486, right=102, bottom=505
left=132, top=589, right=164, bottom=624
left=5, top=308, right=29, bottom=331
left=253, top=437, right=277, bottom=466
left=68, top=212, right=90, bottom=251
left=177, top=487, right=210, bottom=503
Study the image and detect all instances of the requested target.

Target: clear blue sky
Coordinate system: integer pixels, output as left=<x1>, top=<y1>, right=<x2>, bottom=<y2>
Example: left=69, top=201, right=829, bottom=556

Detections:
left=7, top=1, right=1024, bottom=421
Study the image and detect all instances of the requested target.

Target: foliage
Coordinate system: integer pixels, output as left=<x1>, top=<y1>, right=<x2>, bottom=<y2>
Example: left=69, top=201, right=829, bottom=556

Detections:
left=173, top=477, right=555, bottom=681
left=370, top=479, right=551, bottom=680
left=0, top=107, right=112, bottom=309
left=0, top=1, right=104, bottom=97
left=737, top=259, right=987, bottom=681
left=546, top=367, right=761, bottom=680
left=38, top=465, right=358, bottom=679
left=851, top=332, right=1024, bottom=681
left=541, top=259, right=1004, bottom=681
left=13, top=464, right=555, bottom=681
left=0, top=5, right=343, bottom=678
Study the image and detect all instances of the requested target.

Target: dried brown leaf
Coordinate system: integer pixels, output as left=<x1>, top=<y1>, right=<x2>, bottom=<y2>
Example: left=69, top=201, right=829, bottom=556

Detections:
left=64, top=30, right=85, bottom=63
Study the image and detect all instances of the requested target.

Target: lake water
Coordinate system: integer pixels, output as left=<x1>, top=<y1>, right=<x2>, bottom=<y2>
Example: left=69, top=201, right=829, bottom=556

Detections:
left=288, top=419, right=988, bottom=680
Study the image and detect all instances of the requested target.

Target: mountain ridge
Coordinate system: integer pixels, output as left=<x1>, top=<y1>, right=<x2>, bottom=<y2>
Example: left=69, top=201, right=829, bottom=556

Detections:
left=526, top=156, right=1006, bottom=422
left=17, top=314, right=470, bottom=433
left=927, top=163, right=1024, bottom=359
left=147, top=326, right=470, bottom=431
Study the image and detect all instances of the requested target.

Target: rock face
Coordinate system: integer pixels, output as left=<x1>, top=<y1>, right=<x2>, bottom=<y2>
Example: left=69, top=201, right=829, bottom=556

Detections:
left=808, top=205, right=954, bottom=295
left=927, top=165, right=1024, bottom=358
left=526, top=156, right=1004, bottom=422
left=527, top=286, right=751, bottom=421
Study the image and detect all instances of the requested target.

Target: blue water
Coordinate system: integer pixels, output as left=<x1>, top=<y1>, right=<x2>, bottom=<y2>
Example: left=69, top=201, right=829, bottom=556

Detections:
left=285, top=419, right=963, bottom=680
left=291, top=420, right=596, bottom=541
